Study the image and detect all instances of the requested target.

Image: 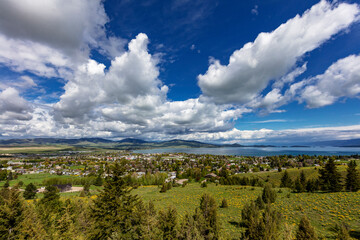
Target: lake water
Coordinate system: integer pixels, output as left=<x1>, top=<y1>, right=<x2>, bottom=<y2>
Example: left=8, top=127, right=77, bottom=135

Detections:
left=134, top=146, right=360, bottom=156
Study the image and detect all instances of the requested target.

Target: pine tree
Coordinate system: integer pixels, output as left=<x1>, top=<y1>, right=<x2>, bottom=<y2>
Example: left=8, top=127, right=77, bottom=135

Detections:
left=158, top=206, right=178, bottom=240
left=199, top=193, right=220, bottom=240
left=90, top=163, right=144, bottom=239
left=23, top=183, right=37, bottom=199
left=94, top=174, right=103, bottom=186
left=242, top=202, right=281, bottom=240
left=319, top=158, right=342, bottom=192
left=39, top=185, right=61, bottom=211
left=345, top=160, right=360, bottom=192
left=295, top=216, right=317, bottom=240
left=0, top=187, right=24, bottom=239
left=178, top=213, right=203, bottom=240
left=54, top=203, right=77, bottom=240
left=280, top=170, right=293, bottom=188
left=262, top=184, right=277, bottom=204
left=17, top=203, right=48, bottom=240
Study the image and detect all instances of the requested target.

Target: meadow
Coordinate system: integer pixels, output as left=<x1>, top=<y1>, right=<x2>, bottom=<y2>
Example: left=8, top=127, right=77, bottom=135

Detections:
left=133, top=183, right=360, bottom=239
left=2, top=165, right=359, bottom=239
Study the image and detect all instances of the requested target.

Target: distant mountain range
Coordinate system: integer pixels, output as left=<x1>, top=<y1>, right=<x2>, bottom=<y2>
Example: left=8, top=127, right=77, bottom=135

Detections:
left=0, top=137, right=359, bottom=150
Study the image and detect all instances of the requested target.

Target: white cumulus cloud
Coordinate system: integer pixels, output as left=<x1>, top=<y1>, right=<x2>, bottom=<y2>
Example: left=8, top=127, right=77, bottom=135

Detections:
left=198, top=0, right=359, bottom=105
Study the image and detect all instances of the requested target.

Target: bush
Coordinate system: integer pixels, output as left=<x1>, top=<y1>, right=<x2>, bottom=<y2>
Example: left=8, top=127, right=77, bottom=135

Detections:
left=23, top=183, right=37, bottom=199
left=201, top=181, right=207, bottom=188
left=262, top=184, right=277, bottom=204
left=295, top=216, right=317, bottom=240
left=220, top=198, right=228, bottom=208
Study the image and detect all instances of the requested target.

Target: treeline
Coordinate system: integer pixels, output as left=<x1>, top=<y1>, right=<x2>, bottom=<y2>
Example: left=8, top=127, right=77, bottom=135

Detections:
left=219, top=175, right=264, bottom=187
left=0, top=164, right=220, bottom=240
left=124, top=172, right=168, bottom=186
left=280, top=159, right=360, bottom=193
left=1, top=162, right=354, bottom=239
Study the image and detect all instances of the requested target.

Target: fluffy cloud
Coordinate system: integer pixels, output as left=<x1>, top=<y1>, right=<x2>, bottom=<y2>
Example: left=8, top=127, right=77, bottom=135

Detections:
left=198, top=0, right=359, bottom=105
left=0, top=88, right=32, bottom=121
left=54, top=33, right=249, bottom=135
left=54, top=33, right=164, bottom=121
left=0, top=0, right=124, bottom=78
left=300, top=54, right=360, bottom=108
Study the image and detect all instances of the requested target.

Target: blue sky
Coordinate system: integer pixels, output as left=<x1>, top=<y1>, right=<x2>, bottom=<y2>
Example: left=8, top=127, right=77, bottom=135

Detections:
left=0, top=0, right=359, bottom=143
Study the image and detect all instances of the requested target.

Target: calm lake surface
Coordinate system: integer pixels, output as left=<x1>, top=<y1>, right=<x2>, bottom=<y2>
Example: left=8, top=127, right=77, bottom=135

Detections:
left=134, top=146, right=360, bottom=156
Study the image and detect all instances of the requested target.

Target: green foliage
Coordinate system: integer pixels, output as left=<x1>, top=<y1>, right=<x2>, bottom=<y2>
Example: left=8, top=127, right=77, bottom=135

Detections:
left=335, top=223, right=351, bottom=240
left=17, top=203, right=48, bottom=240
left=158, top=206, right=178, bottom=240
left=201, top=181, right=207, bottom=188
left=241, top=202, right=281, bottom=240
left=39, top=185, right=61, bottom=211
left=0, top=170, right=7, bottom=181
left=160, top=182, right=172, bottom=193
left=255, top=195, right=265, bottom=210
left=0, top=187, right=24, bottom=239
left=306, top=179, right=319, bottom=192
left=345, top=160, right=360, bottom=192
left=262, top=184, right=277, bottom=204
left=198, top=193, right=220, bottom=240
left=179, top=212, right=204, bottom=240
left=90, top=163, right=144, bottom=239
left=220, top=198, right=228, bottom=208
left=93, top=174, right=103, bottom=186
left=319, top=159, right=343, bottom=192
left=295, top=216, right=317, bottom=240
left=23, top=183, right=37, bottom=199
left=3, top=180, right=9, bottom=189
left=280, top=170, right=293, bottom=188
left=83, top=182, right=91, bottom=196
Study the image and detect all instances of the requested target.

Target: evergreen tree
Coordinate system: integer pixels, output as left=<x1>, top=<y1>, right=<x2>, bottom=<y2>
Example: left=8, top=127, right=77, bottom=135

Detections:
left=178, top=212, right=204, bottom=240
left=336, top=223, right=351, bottom=240
left=142, top=201, right=161, bottom=240
left=242, top=202, right=281, bottom=240
left=94, top=174, right=103, bottom=186
left=90, top=163, right=144, bottom=239
left=54, top=203, right=77, bottom=240
left=319, top=159, right=342, bottom=192
left=158, top=206, right=178, bottom=240
left=306, top=179, right=319, bottom=193
left=39, top=185, right=61, bottom=211
left=345, top=160, right=360, bottom=192
left=262, top=184, right=277, bottom=204
left=17, top=203, right=48, bottom=240
left=0, top=187, right=24, bottom=239
left=199, top=193, right=220, bottom=240
left=280, top=170, right=292, bottom=188
left=255, top=195, right=265, bottom=210
left=23, top=183, right=37, bottom=199
left=295, top=216, right=317, bottom=240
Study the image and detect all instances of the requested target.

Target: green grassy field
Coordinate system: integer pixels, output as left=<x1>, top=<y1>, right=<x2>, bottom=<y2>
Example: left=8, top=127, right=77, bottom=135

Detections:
left=2, top=167, right=360, bottom=239
left=238, top=165, right=349, bottom=187
left=133, top=183, right=360, bottom=239
left=0, top=173, right=76, bottom=188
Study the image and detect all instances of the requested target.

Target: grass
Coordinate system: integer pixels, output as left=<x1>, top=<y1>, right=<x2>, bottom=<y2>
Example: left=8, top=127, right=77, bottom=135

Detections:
left=133, top=182, right=360, bottom=239
left=237, top=165, right=350, bottom=187
left=0, top=173, right=75, bottom=188
left=3, top=167, right=360, bottom=238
